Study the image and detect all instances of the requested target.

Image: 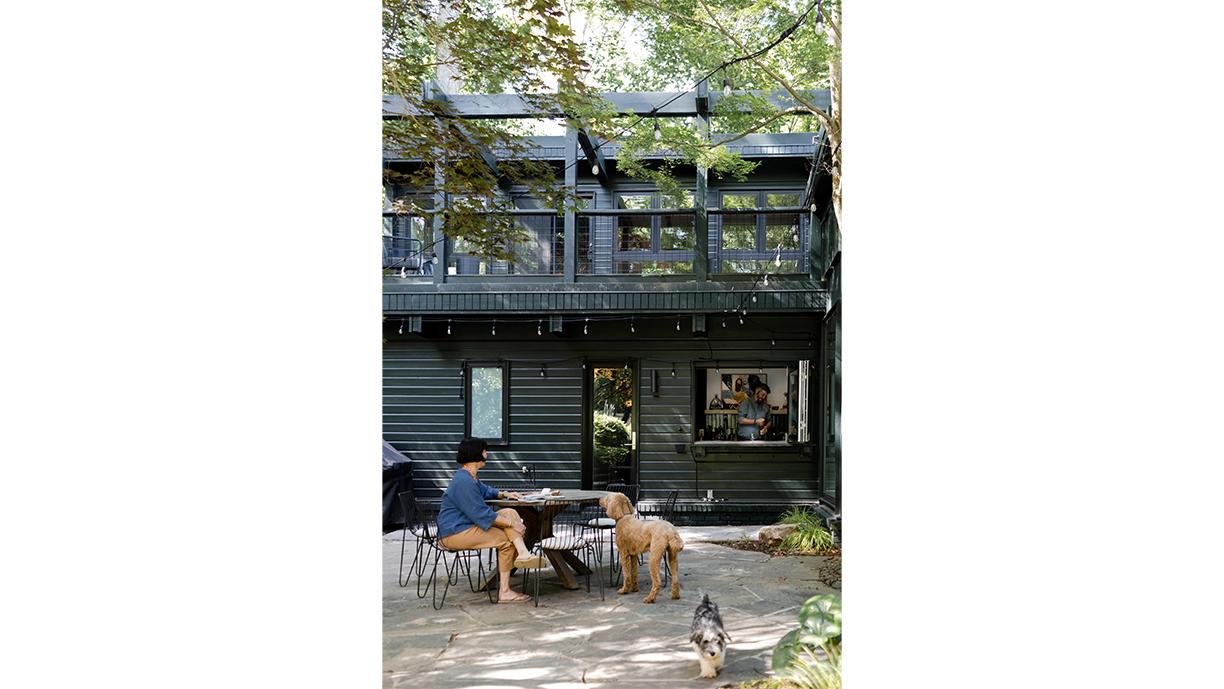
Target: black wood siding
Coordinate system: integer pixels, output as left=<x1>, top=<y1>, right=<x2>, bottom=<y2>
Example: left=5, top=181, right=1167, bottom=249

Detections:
left=384, top=316, right=822, bottom=503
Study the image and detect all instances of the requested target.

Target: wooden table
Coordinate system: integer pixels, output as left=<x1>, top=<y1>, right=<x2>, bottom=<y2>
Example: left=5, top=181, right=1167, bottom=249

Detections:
left=486, top=489, right=612, bottom=591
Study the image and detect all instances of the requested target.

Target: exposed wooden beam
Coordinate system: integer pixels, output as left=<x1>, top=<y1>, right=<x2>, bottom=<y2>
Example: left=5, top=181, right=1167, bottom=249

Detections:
left=576, top=130, right=610, bottom=186
left=424, top=81, right=511, bottom=192
left=383, top=89, right=830, bottom=119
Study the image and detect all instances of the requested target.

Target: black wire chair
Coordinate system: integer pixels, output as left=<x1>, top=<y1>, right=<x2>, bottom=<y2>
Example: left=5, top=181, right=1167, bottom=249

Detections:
left=531, top=531, right=607, bottom=607
left=399, top=493, right=496, bottom=610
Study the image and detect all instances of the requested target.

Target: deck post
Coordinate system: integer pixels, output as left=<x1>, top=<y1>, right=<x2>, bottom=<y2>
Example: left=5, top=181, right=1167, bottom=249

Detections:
left=564, top=125, right=578, bottom=282
left=695, top=79, right=710, bottom=281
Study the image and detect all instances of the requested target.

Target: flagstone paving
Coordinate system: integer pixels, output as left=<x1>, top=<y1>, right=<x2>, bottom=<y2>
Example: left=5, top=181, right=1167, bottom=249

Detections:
left=384, top=525, right=838, bottom=689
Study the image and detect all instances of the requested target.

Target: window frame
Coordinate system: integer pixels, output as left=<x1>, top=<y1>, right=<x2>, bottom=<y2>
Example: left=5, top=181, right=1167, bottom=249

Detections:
left=690, top=361, right=809, bottom=446
left=464, top=361, right=510, bottom=446
left=612, top=190, right=696, bottom=273
left=715, top=188, right=806, bottom=274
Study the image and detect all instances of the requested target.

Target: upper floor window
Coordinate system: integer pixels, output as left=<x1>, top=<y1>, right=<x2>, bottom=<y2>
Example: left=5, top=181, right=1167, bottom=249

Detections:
left=615, top=191, right=694, bottom=275
left=717, top=189, right=804, bottom=274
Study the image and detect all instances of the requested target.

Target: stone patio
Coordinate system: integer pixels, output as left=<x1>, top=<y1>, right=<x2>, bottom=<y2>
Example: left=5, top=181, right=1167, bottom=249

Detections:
left=384, top=525, right=838, bottom=689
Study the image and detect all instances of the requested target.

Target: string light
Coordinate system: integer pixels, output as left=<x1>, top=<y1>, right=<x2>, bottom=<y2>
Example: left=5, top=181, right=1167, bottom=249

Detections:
left=491, top=320, right=496, bottom=336
left=398, top=319, right=404, bottom=335
left=752, top=294, right=758, bottom=303
left=739, top=314, right=745, bottom=326
left=676, top=318, right=681, bottom=332
left=447, top=319, right=452, bottom=335
left=630, top=318, right=635, bottom=333
left=537, top=320, right=542, bottom=336
left=539, top=365, right=546, bottom=378
left=722, top=77, right=731, bottom=96
left=591, top=163, right=599, bottom=176
left=584, top=318, right=589, bottom=335
left=653, top=121, right=662, bottom=141
left=764, top=274, right=769, bottom=287
left=399, top=265, right=407, bottom=278
left=624, top=360, right=630, bottom=372
left=771, top=336, right=776, bottom=347
left=670, top=364, right=676, bottom=377
left=722, top=317, right=727, bottom=328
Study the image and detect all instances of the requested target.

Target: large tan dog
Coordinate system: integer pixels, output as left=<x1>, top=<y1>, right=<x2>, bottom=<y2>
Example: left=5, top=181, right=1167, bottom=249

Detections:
left=599, top=492, right=684, bottom=603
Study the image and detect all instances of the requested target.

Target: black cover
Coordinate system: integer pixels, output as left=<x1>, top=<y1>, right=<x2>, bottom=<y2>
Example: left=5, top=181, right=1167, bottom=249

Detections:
left=382, top=441, right=414, bottom=533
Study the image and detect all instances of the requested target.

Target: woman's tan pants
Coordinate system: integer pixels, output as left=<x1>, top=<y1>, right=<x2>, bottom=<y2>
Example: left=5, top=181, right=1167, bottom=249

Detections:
left=439, top=508, right=524, bottom=575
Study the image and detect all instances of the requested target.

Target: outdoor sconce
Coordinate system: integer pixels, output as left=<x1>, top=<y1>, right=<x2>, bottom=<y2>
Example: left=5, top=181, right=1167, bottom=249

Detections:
left=650, top=369, right=659, bottom=396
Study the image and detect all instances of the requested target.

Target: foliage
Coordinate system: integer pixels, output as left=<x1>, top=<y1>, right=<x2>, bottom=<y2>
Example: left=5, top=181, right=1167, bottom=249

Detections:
left=777, top=506, right=836, bottom=553
left=771, top=594, right=841, bottom=688
left=382, top=0, right=843, bottom=260
left=383, top=0, right=612, bottom=260
left=593, top=412, right=631, bottom=466
left=592, top=366, right=634, bottom=415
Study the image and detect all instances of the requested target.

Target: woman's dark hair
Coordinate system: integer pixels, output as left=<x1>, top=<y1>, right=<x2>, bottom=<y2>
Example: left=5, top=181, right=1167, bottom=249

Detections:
left=456, top=437, right=489, bottom=464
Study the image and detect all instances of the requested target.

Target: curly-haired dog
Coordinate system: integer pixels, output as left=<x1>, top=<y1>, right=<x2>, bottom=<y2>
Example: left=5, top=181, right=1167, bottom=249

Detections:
left=599, top=492, right=684, bottom=603
left=691, top=594, right=730, bottom=678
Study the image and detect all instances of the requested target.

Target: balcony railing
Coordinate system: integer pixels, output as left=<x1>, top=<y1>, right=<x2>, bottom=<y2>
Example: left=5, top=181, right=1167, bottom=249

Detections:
left=383, top=204, right=810, bottom=279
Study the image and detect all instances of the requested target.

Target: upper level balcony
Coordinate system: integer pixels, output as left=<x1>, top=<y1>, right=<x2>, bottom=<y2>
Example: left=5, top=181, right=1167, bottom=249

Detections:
left=383, top=83, right=835, bottom=298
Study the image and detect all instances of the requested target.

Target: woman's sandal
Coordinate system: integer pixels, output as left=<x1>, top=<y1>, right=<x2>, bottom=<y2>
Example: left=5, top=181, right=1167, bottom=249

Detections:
left=513, top=554, right=546, bottom=569
left=497, top=592, right=532, bottom=604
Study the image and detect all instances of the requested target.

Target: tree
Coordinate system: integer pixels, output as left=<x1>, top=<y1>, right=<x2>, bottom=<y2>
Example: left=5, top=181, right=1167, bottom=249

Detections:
left=593, top=0, right=841, bottom=226
left=382, top=0, right=842, bottom=261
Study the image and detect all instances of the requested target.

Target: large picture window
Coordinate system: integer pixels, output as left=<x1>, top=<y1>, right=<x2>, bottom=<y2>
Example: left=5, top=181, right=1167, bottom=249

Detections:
left=693, top=362, right=809, bottom=443
left=465, top=362, right=509, bottom=445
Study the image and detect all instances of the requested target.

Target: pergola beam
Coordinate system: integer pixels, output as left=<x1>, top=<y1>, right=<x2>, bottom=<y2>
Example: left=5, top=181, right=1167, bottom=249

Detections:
left=576, top=130, right=610, bottom=186
left=423, top=81, right=511, bottom=191
left=383, top=89, right=830, bottom=120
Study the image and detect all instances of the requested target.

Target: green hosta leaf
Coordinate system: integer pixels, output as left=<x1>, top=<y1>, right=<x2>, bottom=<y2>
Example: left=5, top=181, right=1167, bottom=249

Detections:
left=771, top=628, right=802, bottom=675
left=798, top=594, right=842, bottom=646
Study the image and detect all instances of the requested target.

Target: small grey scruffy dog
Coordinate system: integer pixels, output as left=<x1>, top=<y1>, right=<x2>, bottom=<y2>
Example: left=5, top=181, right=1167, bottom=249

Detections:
left=690, top=594, right=731, bottom=678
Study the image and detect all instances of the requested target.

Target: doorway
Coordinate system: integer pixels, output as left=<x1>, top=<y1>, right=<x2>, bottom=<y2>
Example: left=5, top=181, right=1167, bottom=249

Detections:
left=584, top=361, right=637, bottom=489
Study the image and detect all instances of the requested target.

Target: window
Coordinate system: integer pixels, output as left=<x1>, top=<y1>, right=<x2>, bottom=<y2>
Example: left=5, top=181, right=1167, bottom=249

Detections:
left=693, top=362, right=810, bottom=443
left=716, top=189, right=805, bottom=274
left=465, top=362, right=509, bottom=444
left=614, top=191, right=694, bottom=274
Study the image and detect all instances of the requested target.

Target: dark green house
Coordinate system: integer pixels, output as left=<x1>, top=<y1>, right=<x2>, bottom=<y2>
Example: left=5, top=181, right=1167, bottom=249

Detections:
left=383, top=85, right=841, bottom=524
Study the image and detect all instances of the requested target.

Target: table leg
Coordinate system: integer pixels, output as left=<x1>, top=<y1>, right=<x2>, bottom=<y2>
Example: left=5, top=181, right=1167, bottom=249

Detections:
left=542, top=550, right=583, bottom=590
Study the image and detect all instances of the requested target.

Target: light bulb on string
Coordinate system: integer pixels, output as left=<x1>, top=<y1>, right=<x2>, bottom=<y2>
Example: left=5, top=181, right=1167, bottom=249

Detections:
left=676, top=318, right=681, bottom=332
left=491, top=320, right=496, bottom=336
left=539, top=365, right=546, bottom=378
left=447, top=319, right=452, bottom=335
left=752, top=294, right=757, bottom=303
left=771, top=336, right=776, bottom=347
left=764, top=274, right=769, bottom=287
left=722, top=77, right=731, bottom=96
left=537, top=320, right=542, bottom=336
left=630, top=318, right=635, bottom=333
left=739, top=314, right=745, bottom=326
left=398, top=319, right=404, bottom=335
left=653, top=121, right=662, bottom=141
left=584, top=318, right=589, bottom=335
left=399, top=266, right=406, bottom=279
left=591, top=163, right=599, bottom=176
left=670, top=364, right=676, bottom=377
left=722, top=317, right=726, bottom=328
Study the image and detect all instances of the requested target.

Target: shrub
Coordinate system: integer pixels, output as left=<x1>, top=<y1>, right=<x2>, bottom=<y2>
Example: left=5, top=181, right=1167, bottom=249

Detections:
left=593, top=412, right=630, bottom=467
left=777, top=507, right=836, bottom=553
left=771, top=594, right=842, bottom=689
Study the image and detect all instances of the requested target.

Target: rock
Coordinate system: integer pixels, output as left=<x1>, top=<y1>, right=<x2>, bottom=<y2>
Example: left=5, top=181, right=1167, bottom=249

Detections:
left=757, top=523, right=798, bottom=546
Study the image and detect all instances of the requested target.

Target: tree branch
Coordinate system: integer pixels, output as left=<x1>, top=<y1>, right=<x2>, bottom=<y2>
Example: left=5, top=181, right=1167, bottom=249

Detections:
left=707, top=108, right=813, bottom=147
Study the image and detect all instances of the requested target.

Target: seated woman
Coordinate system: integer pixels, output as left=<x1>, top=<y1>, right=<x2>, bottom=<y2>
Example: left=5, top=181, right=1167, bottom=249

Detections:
left=436, top=438, right=545, bottom=603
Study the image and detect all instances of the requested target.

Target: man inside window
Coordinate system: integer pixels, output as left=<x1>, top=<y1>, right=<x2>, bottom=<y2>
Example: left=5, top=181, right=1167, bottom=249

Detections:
left=736, top=383, right=772, bottom=440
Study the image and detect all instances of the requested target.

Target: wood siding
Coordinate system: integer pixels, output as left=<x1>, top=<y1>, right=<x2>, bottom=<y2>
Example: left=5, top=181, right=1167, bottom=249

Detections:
left=384, top=316, right=822, bottom=503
